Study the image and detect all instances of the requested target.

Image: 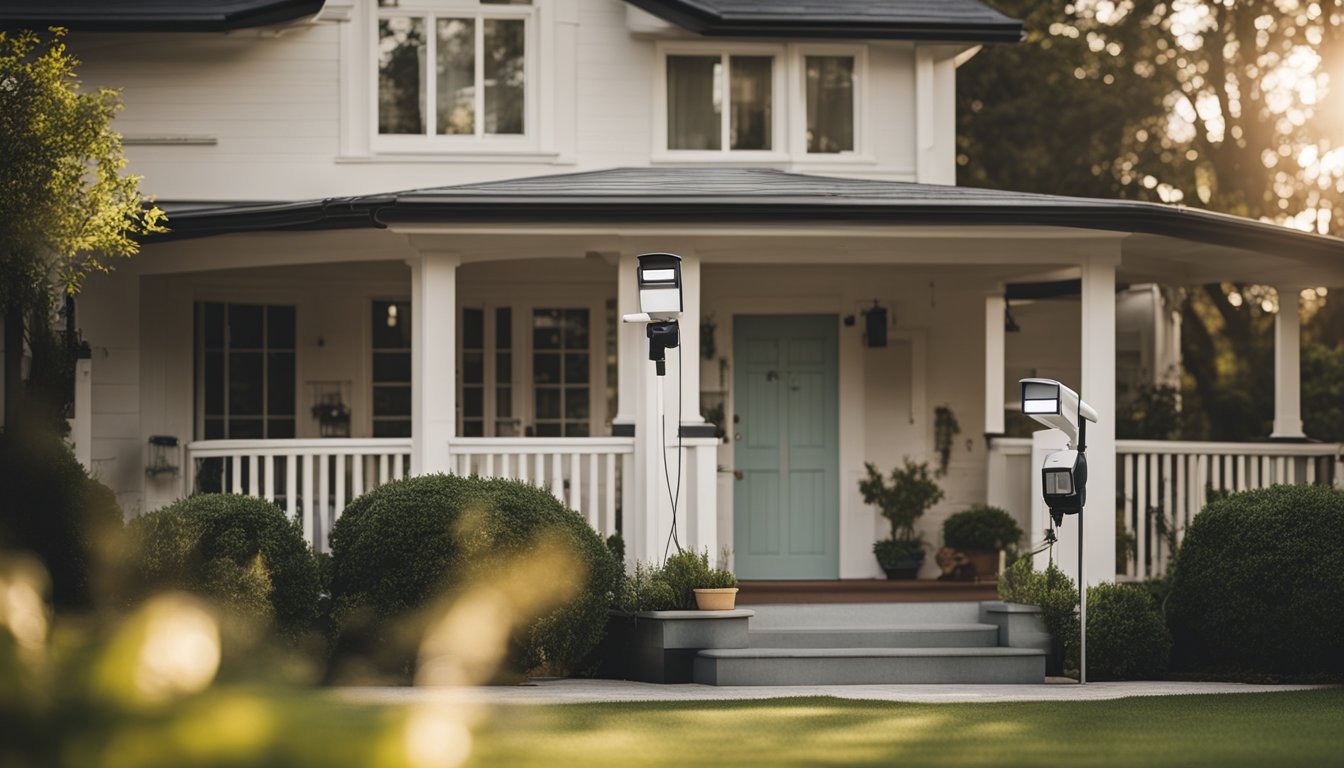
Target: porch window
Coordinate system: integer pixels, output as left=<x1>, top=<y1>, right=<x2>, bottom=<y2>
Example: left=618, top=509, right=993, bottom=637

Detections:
left=195, top=302, right=296, bottom=439
left=371, top=300, right=412, bottom=438
left=461, top=307, right=485, bottom=436
left=495, top=307, right=516, bottom=435
left=377, top=0, right=530, bottom=140
left=805, top=55, right=855, bottom=154
left=666, top=53, right=774, bottom=151
left=532, top=308, right=589, bottom=437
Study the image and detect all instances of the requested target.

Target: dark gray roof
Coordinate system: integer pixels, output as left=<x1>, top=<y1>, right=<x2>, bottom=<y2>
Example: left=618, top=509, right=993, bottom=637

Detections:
left=0, top=0, right=324, bottom=32
left=151, top=167, right=1344, bottom=260
left=624, top=0, right=1022, bottom=42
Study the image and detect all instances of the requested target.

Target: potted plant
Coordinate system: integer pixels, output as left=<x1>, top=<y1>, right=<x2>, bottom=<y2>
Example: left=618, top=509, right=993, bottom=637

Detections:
left=941, top=504, right=1023, bottom=580
left=860, top=460, right=944, bottom=579
left=662, top=549, right=739, bottom=610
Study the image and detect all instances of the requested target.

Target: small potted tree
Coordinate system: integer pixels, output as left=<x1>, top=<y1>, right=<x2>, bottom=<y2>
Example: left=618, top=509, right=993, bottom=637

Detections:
left=860, top=460, right=944, bottom=579
left=942, top=504, right=1023, bottom=580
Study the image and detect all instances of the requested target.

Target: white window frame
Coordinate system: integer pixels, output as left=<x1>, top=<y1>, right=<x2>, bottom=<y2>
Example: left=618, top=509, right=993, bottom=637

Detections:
left=789, top=44, right=869, bottom=162
left=653, top=41, right=789, bottom=163
left=369, top=0, right=542, bottom=154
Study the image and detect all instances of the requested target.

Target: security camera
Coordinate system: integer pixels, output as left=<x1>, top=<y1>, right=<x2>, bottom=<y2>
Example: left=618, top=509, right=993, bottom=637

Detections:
left=623, top=253, right=684, bottom=376
left=1020, top=378, right=1097, bottom=448
left=1041, top=448, right=1087, bottom=526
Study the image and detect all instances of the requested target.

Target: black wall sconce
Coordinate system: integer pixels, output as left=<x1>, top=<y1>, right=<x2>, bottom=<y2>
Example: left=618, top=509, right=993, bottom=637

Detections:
left=863, top=300, right=888, bottom=348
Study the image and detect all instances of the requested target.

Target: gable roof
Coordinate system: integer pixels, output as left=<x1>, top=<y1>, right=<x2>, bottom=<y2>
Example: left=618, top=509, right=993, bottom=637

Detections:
left=151, top=166, right=1344, bottom=261
left=0, top=0, right=324, bottom=32
left=623, top=0, right=1023, bottom=42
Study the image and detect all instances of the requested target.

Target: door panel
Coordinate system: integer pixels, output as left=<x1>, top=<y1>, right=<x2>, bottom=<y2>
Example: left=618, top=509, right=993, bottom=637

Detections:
left=733, top=315, right=839, bottom=579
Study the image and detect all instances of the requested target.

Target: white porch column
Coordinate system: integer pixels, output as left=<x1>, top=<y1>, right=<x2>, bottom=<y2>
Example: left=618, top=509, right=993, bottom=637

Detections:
left=984, top=293, right=1006, bottom=436
left=676, top=253, right=705, bottom=426
left=1271, top=288, right=1305, bottom=440
left=612, top=253, right=639, bottom=436
left=1077, top=253, right=1117, bottom=586
left=409, top=252, right=459, bottom=476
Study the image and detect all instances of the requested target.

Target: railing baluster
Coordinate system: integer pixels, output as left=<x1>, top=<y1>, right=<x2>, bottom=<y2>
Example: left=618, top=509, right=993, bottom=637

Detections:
left=264, top=455, right=275, bottom=502
left=518, top=452, right=529, bottom=483
left=301, top=453, right=315, bottom=547
left=393, top=453, right=405, bottom=481
left=605, top=452, right=617, bottom=537
left=1123, top=453, right=1136, bottom=579
left=550, top=454, right=564, bottom=502
left=569, top=452, right=582, bottom=514
left=317, top=455, right=331, bottom=553
left=1136, top=455, right=1148, bottom=579
left=352, top=454, right=365, bottom=499
left=535, top=454, right=546, bottom=488
left=286, top=454, right=297, bottom=521
left=378, top=454, right=389, bottom=486
left=587, top=453, right=599, bottom=532
left=335, top=453, right=347, bottom=519
left=231, top=455, right=243, bottom=494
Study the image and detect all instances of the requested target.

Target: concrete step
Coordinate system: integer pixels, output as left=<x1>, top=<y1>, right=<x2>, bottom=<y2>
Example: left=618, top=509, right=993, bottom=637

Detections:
left=693, top=646, right=1046, bottom=686
left=746, top=602, right=984, bottom=629
left=748, top=624, right=1000, bottom=649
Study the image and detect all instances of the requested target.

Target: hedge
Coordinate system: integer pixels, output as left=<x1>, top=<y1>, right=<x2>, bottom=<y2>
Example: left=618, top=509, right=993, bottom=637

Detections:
left=1166, top=484, right=1344, bottom=680
left=328, top=474, right=621, bottom=677
left=128, top=494, right=320, bottom=637
left=0, top=431, right=122, bottom=609
left=1085, top=583, right=1171, bottom=681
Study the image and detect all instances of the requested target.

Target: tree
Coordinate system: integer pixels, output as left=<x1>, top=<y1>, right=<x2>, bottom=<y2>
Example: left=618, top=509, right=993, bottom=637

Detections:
left=0, top=27, right=164, bottom=431
left=959, top=1, right=1344, bottom=440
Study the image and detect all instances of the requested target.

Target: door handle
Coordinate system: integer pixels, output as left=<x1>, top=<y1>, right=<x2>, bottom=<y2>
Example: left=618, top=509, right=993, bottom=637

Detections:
left=734, top=470, right=744, bottom=481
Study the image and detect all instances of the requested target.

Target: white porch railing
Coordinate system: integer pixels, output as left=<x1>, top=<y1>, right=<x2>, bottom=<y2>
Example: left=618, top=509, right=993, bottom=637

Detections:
left=447, top=437, right=635, bottom=538
left=186, top=438, right=412, bottom=550
left=1118, top=440, right=1342, bottom=579
left=989, top=437, right=1343, bottom=580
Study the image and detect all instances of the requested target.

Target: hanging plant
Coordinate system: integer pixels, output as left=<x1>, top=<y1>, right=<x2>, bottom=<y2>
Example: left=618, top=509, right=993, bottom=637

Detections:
left=934, top=405, right=961, bottom=477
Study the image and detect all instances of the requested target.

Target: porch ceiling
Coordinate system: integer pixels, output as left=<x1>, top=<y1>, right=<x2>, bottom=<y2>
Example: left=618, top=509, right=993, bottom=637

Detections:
left=148, top=167, right=1344, bottom=285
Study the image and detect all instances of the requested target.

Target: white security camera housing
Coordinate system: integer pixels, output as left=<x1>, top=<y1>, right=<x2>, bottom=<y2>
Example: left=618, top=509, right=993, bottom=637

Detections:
left=1020, top=378, right=1098, bottom=448
left=1042, top=448, right=1087, bottom=519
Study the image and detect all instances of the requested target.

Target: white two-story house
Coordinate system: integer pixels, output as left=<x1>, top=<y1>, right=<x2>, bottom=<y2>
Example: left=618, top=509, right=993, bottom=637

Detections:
left=10, top=0, right=1343, bottom=584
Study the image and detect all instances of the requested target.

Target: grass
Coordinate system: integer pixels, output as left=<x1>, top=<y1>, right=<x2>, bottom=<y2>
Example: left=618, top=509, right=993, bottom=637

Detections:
left=464, top=689, right=1344, bottom=768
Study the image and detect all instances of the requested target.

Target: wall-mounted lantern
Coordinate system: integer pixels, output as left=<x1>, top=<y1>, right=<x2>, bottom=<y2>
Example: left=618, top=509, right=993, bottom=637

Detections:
left=864, top=300, right=888, bottom=348
left=146, top=435, right=181, bottom=478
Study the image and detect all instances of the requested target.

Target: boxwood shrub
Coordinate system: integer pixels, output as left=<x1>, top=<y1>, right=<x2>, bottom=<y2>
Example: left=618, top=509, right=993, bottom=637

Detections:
left=128, top=494, right=319, bottom=638
left=943, top=505, right=1023, bottom=551
left=1166, top=484, right=1344, bottom=680
left=1085, top=583, right=1171, bottom=681
left=328, top=474, right=621, bottom=677
left=0, top=430, right=122, bottom=609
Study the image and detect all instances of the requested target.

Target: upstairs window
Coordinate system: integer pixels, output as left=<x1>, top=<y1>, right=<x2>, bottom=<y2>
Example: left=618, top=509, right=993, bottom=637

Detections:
left=377, top=0, right=531, bottom=142
left=805, top=55, right=856, bottom=154
left=664, top=52, right=777, bottom=153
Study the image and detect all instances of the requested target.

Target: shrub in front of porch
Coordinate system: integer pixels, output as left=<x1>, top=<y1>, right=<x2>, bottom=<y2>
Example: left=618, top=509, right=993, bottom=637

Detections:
left=1166, top=484, right=1344, bottom=681
left=127, top=494, right=320, bottom=640
left=0, top=429, right=123, bottom=609
left=328, top=474, right=621, bottom=679
left=1085, top=583, right=1171, bottom=680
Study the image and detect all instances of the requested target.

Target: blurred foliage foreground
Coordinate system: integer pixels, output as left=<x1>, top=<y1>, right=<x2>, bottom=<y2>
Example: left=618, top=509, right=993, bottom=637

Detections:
left=0, top=545, right=577, bottom=768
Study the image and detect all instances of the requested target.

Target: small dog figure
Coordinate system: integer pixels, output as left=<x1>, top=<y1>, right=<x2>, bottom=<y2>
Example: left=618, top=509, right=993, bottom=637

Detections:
left=935, top=547, right=975, bottom=581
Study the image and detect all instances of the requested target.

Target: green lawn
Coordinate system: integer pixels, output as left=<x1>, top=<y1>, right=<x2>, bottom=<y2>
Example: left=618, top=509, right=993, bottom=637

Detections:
left=465, top=689, right=1344, bottom=768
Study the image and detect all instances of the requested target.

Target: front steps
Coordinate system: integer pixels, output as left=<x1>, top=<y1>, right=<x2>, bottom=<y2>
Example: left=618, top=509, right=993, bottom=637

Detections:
left=690, top=602, right=1047, bottom=686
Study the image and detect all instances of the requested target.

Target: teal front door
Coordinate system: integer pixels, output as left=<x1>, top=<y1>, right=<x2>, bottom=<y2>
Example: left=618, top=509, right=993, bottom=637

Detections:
left=733, top=315, right=839, bottom=579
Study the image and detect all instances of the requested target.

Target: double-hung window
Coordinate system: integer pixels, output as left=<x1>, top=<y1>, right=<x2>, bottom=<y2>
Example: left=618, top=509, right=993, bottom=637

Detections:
left=376, top=0, right=533, bottom=147
left=662, top=48, right=781, bottom=155
left=803, top=54, right=857, bottom=155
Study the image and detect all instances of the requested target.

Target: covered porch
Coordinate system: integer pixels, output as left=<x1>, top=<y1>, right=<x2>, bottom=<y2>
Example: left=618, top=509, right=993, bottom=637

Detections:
left=81, top=168, right=1344, bottom=583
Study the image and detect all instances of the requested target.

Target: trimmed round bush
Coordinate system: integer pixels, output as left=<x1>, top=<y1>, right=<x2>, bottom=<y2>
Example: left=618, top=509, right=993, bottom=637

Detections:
left=1166, top=485, right=1344, bottom=680
left=129, top=494, right=319, bottom=637
left=0, top=430, right=122, bottom=609
left=1085, top=583, right=1171, bottom=681
left=329, top=474, right=621, bottom=676
left=943, top=505, right=1023, bottom=551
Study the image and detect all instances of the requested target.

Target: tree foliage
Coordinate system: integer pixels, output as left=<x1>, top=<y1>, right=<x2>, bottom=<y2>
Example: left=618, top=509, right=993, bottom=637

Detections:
left=960, top=2, right=1344, bottom=439
left=0, top=28, right=164, bottom=301
left=1, top=27, right=164, bottom=430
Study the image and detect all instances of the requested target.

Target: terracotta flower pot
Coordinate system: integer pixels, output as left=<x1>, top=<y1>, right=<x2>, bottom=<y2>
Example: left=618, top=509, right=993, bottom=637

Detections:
left=693, top=588, right=739, bottom=610
left=964, top=549, right=1000, bottom=580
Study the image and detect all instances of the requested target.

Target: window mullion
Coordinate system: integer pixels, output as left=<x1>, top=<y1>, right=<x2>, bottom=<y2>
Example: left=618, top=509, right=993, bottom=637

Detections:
left=475, top=15, right=485, bottom=138
left=720, top=54, right=730, bottom=153
left=425, top=14, right=438, bottom=135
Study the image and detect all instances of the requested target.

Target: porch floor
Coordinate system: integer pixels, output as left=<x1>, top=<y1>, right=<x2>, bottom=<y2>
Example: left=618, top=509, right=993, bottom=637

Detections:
left=736, top=579, right=998, bottom=604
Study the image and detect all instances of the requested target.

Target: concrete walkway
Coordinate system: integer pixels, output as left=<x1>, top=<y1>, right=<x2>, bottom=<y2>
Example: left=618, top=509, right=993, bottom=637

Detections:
left=341, top=678, right=1328, bottom=706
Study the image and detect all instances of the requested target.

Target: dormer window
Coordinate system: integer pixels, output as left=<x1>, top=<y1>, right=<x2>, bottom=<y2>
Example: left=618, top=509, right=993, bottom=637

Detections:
left=375, top=0, right=534, bottom=147
left=805, top=55, right=856, bottom=154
